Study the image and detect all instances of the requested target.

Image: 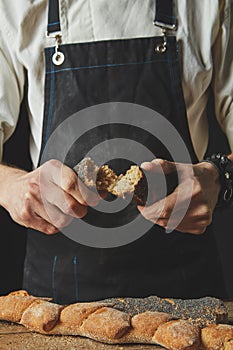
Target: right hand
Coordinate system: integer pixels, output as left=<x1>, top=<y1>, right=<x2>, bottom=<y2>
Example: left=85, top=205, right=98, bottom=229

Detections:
left=0, top=159, right=100, bottom=234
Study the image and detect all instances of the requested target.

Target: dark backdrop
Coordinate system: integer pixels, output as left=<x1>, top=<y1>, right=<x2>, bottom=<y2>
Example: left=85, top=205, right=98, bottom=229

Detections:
left=205, top=90, right=233, bottom=299
left=0, top=98, right=31, bottom=295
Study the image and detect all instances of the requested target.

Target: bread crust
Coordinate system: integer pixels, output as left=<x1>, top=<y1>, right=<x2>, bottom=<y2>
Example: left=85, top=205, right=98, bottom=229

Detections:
left=201, top=324, right=233, bottom=350
left=0, top=290, right=231, bottom=350
left=154, top=320, right=201, bottom=350
left=73, top=157, right=146, bottom=204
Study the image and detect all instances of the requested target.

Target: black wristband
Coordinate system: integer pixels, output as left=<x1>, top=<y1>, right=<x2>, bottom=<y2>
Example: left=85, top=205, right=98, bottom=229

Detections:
left=204, top=153, right=233, bottom=207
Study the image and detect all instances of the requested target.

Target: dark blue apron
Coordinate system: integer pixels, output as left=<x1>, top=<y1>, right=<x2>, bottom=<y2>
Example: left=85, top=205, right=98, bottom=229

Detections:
left=23, top=0, right=226, bottom=304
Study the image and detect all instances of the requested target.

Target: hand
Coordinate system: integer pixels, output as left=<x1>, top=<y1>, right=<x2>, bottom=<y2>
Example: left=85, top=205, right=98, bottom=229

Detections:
left=137, top=159, right=221, bottom=234
left=0, top=160, right=100, bottom=234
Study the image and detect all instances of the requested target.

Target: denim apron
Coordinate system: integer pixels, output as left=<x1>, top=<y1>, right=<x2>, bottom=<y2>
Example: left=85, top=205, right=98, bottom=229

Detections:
left=23, top=0, right=226, bottom=304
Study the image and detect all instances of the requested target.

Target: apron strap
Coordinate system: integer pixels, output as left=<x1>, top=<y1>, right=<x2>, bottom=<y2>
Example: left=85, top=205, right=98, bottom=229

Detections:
left=154, top=0, right=176, bottom=30
left=47, top=0, right=61, bottom=36
left=46, top=0, right=176, bottom=36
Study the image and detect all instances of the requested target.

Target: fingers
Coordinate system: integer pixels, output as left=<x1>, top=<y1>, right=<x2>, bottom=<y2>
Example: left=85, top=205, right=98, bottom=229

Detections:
left=26, top=177, right=87, bottom=228
left=141, top=159, right=178, bottom=174
left=17, top=187, right=77, bottom=232
left=138, top=193, right=212, bottom=235
left=24, top=216, right=59, bottom=235
left=35, top=199, right=75, bottom=230
left=138, top=195, right=174, bottom=224
left=40, top=160, right=100, bottom=207
left=11, top=168, right=89, bottom=234
left=40, top=181, right=87, bottom=218
left=11, top=194, right=59, bottom=235
left=141, top=159, right=193, bottom=181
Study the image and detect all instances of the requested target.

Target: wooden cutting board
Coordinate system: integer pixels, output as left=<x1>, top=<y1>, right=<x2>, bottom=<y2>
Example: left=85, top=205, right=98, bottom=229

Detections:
left=0, top=302, right=233, bottom=350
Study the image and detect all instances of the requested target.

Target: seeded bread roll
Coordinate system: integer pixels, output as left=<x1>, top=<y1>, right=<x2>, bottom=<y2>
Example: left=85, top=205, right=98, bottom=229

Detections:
left=102, top=295, right=228, bottom=328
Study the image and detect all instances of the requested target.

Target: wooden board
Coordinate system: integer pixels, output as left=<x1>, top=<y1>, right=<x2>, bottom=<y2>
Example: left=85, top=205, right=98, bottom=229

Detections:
left=0, top=322, right=161, bottom=350
left=0, top=302, right=233, bottom=350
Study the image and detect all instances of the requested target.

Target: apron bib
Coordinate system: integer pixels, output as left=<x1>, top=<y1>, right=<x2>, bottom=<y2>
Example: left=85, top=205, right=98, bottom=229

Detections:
left=23, top=0, right=226, bottom=304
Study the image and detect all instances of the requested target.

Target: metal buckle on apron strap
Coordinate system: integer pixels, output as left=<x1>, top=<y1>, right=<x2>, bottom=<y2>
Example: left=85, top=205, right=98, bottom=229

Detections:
left=154, top=22, right=177, bottom=54
left=52, top=34, right=65, bottom=66
left=46, top=31, right=65, bottom=66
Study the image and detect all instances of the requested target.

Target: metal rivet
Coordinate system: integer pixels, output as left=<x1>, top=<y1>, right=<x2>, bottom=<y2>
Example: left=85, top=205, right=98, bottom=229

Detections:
left=224, top=187, right=233, bottom=202
left=155, top=43, right=167, bottom=53
left=52, top=51, right=65, bottom=66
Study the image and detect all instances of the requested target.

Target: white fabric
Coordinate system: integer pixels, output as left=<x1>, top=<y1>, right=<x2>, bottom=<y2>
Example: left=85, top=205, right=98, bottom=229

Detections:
left=0, top=0, right=232, bottom=167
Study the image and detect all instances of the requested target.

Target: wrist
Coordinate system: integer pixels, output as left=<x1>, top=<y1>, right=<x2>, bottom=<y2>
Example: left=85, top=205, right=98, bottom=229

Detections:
left=0, top=164, right=26, bottom=209
left=203, top=153, right=233, bottom=207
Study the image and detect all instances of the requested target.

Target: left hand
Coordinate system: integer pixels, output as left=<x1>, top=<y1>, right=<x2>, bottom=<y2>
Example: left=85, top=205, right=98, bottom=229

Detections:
left=137, top=159, right=221, bottom=234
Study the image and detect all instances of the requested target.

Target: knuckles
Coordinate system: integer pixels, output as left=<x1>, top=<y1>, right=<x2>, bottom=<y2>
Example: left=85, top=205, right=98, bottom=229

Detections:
left=54, top=216, right=71, bottom=229
left=62, top=199, right=78, bottom=215
left=43, top=226, right=58, bottom=235
left=160, top=205, right=172, bottom=219
left=18, top=207, right=31, bottom=223
left=45, top=159, right=62, bottom=169
left=62, top=174, right=78, bottom=193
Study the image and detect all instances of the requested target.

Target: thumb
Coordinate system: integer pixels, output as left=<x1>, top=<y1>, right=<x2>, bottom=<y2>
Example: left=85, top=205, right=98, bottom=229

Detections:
left=141, top=159, right=178, bottom=175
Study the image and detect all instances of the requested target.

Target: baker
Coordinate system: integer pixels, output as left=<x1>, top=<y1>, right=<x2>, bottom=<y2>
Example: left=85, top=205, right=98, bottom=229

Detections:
left=0, top=0, right=232, bottom=304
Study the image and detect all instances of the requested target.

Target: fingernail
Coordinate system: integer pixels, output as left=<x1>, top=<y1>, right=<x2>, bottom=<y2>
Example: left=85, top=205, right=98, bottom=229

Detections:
left=140, top=162, right=152, bottom=170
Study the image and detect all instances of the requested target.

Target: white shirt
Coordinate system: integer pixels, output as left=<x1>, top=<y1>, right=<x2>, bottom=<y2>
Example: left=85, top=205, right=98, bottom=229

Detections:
left=0, top=0, right=232, bottom=167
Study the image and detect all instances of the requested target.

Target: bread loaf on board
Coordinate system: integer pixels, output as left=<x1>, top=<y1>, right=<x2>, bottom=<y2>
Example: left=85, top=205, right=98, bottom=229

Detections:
left=0, top=290, right=230, bottom=349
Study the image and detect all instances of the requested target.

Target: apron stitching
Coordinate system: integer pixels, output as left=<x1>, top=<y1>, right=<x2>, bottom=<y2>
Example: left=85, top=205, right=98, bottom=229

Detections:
left=167, top=40, right=198, bottom=162
left=167, top=42, right=190, bottom=289
left=73, top=256, right=78, bottom=301
left=52, top=255, right=58, bottom=302
left=167, top=41, right=183, bottom=118
left=45, top=48, right=55, bottom=143
left=45, top=58, right=173, bottom=75
left=48, top=21, right=60, bottom=26
left=171, top=46, right=184, bottom=117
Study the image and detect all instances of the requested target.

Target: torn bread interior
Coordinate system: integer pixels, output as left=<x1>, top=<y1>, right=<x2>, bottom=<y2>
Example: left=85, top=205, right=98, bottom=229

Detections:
left=73, top=157, right=147, bottom=205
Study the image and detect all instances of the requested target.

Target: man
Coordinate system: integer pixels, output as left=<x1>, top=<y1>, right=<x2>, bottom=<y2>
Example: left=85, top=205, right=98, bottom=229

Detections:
left=0, top=0, right=232, bottom=303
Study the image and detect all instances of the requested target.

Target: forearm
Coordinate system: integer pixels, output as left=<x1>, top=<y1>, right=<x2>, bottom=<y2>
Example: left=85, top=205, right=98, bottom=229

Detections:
left=0, top=163, right=27, bottom=210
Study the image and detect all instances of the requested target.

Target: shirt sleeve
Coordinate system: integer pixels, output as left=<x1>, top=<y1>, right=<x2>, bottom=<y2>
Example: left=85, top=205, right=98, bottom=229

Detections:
left=211, top=0, right=233, bottom=151
left=0, top=26, right=25, bottom=161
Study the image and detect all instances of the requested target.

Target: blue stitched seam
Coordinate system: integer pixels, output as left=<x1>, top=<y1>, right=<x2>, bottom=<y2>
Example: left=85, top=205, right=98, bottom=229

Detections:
left=46, top=59, right=171, bottom=75
left=48, top=21, right=60, bottom=26
left=73, top=256, right=78, bottom=302
left=167, top=41, right=181, bottom=116
left=169, top=42, right=183, bottom=121
left=52, top=255, right=58, bottom=302
left=45, top=48, right=55, bottom=143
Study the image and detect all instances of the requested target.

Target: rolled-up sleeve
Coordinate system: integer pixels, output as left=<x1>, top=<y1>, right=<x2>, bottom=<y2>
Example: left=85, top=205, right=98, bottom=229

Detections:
left=0, top=26, right=25, bottom=161
left=212, top=0, right=233, bottom=151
